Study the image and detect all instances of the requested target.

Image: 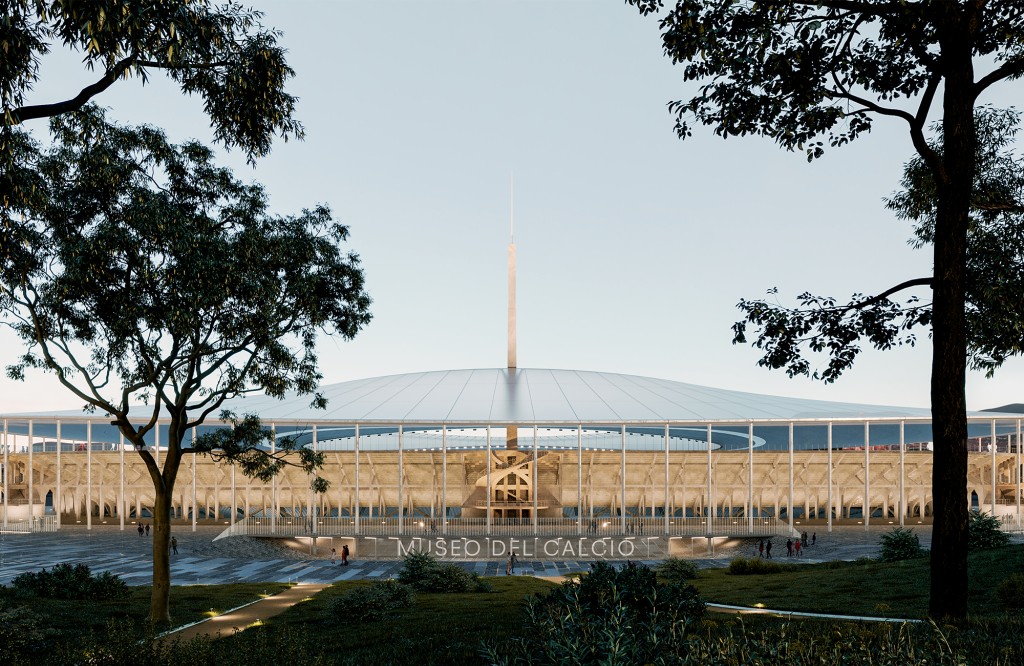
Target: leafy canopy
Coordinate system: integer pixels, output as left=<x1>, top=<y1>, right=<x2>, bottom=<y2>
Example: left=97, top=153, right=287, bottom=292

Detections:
left=733, top=107, right=1024, bottom=381
left=1, top=0, right=303, bottom=162
left=0, top=105, right=371, bottom=463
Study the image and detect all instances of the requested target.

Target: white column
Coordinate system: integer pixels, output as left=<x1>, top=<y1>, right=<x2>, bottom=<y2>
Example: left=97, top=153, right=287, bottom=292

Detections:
left=231, top=460, right=237, bottom=525
left=312, top=425, right=318, bottom=536
left=119, top=431, right=125, bottom=530
left=399, top=424, right=404, bottom=535
left=664, top=423, right=670, bottom=535
left=788, top=422, right=794, bottom=532
left=2, top=419, right=8, bottom=528
left=864, top=422, right=870, bottom=529
left=747, top=422, right=754, bottom=533
left=192, top=427, right=197, bottom=532
left=439, top=424, right=445, bottom=535
left=355, top=424, right=361, bottom=534
left=577, top=425, right=582, bottom=535
left=987, top=418, right=995, bottom=510
left=56, top=420, right=62, bottom=527
left=1017, top=418, right=1021, bottom=523
left=827, top=422, right=833, bottom=532
left=532, top=424, right=538, bottom=535
left=620, top=424, right=627, bottom=534
left=87, top=421, right=92, bottom=530
left=28, top=420, right=33, bottom=523
left=270, top=423, right=277, bottom=532
left=899, top=421, right=906, bottom=527
left=706, top=424, right=713, bottom=532
left=484, top=425, right=490, bottom=535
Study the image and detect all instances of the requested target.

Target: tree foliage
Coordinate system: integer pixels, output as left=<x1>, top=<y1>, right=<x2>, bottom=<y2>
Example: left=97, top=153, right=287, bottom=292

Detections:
left=733, top=107, right=1024, bottom=382
left=629, top=0, right=1024, bottom=618
left=1, top=0, right=302, bottom=162
left=0, top=105, right=372, bottom=622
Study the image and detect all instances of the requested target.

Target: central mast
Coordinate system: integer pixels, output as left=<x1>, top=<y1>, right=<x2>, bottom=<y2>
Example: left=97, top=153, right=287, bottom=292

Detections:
left=507, top=176, right=518, bottom=449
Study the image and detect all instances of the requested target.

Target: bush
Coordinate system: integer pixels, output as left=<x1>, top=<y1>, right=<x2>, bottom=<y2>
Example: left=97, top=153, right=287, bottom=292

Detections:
left=728, top=557, right=784, bottom=575
left=969, top=510, right=1010, bottom=550
left=328, top=580, right=414, bottom=623
left=998, top=573, right=1024, bottom=610
left=484, top=561, right=705, bottom=664
left=657, top=557, right=699, bottom=585
left=0, top=603, right=54, bottom=657
left=11, top=563, right=128, bottom=600
left=397, top=551, right=490, bottom=593
left=879, top=527, right=926, bottom=562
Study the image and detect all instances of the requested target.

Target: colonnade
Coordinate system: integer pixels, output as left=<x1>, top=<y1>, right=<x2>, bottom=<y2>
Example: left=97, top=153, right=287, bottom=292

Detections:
left=2, top=418, right=1022, bottom=535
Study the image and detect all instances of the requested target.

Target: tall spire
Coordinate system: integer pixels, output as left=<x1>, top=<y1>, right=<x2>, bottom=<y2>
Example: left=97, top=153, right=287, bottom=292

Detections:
left=507, top=174, right=516, bottom=369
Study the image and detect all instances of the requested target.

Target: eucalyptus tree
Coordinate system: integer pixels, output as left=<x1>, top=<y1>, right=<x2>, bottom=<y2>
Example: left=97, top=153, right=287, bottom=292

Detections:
left=630, top=0, right=1024, bottom=617
left=1, top=0, right=302, bottom=161
left=0, top=106, right=372, bottom=624
left=736, top=107, right=1024, bottom=382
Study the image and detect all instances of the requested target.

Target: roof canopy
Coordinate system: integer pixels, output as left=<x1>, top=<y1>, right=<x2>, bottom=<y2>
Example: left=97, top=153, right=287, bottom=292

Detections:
left=210, top=368, right=943, bottom=424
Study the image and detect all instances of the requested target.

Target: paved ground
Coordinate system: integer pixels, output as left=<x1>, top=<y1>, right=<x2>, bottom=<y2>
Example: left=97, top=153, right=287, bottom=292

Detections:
left=0, top=523, right=941, bottom=585
left=164, top=583, right=330, bottom=641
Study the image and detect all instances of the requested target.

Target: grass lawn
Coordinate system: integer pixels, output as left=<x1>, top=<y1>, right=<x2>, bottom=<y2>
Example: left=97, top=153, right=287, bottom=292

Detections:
left=219, top=576, right=557, bottom=666
left=0, top=583, right=289, bottom=643
left=690, top=543, right=1024, bottom=618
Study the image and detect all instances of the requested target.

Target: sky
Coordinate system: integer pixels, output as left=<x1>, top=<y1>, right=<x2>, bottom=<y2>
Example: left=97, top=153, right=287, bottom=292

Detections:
left=1, top=0, right=1022, bottom=414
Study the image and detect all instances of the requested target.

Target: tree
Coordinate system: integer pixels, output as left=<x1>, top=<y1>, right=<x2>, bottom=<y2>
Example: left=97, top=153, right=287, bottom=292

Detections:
left=1, top=0, right=302, bottom=161
left=629, top=0, right=1024, bottom=618
left=0, top=106, right=372, bottom=624
left=734, top=106, right=1024, bottom=382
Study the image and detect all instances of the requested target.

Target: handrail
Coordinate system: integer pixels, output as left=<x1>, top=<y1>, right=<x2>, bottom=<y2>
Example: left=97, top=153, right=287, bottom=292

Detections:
left=216, top=515, right=798, bottom=539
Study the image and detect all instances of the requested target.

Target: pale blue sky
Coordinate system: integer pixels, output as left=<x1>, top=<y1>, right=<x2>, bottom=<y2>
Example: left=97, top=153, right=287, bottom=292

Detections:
left=2, top=0, right=1022, bottom=413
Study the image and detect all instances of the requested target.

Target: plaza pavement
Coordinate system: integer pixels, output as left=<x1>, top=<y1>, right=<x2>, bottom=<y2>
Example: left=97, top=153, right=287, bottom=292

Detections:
left=0, top=523, right=938, bottom=586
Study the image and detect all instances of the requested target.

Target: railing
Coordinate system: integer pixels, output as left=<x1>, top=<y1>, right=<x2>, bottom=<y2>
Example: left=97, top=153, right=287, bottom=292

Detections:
left=1001, top=514, right=1024, bottom=533
left=0, top=515, right=58, bottom=533
left=217, top=515, right=797, bottom=539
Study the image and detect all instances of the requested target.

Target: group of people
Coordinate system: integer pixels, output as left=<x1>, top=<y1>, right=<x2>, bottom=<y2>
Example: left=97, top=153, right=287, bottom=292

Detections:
left=760, top=531, right=818, bottom=559
left=136, top=521, right=150, bottom=537
left=330, top=545, right=351, bottom=565
left=783, top=531, right=817, bottom=557
left=506, top=551, right=519, bottom=575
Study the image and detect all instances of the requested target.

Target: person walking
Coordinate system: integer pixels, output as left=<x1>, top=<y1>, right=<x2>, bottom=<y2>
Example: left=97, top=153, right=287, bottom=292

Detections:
left=144, top=523, right=150, bottom=536
left=137, top=522, right=144, bottom=537
left=812, top=532, right=817, bottom=546
left=341, top=544, right=350, bottom=566
left=794, top=538, right=802, bottom=557
left=758, top=539, right=764, bottom=558
left=786, top=538, right=793, bottom=557
left=170, top=536, right=178, bottom=556
left=330, top=547, right=336, bottom=564
left=510, top=551, right=519, bottom=575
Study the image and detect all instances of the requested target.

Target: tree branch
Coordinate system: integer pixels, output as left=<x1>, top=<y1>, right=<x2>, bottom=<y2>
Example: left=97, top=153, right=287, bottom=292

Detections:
left=9, top=54, right=138, bottom=124
left=839, top=277, right=933, bottom=313
left=975, top=57, right=1024, bottom=98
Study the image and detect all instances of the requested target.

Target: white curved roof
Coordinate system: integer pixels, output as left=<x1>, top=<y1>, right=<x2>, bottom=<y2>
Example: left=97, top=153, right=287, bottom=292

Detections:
left=216, top=368, right=940, bottom=424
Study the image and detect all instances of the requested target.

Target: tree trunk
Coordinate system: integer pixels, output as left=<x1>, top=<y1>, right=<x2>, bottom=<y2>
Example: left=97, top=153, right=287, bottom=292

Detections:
left=928, top=16, right=975, bottom=620
left=150, top=481, right=174, bottom=625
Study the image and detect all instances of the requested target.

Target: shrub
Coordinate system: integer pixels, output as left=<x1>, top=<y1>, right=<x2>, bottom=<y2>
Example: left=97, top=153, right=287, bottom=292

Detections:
left=397, top=551, right=490, bottom=593
left=484, top=561, right=705, bottom=664
left=11, top=563, right=128, bottom=600
left=969, top=510, right=1010, bottom=550
left=879, top=527, right=926, bottom=562
left=0, top=603, right=54, bottom=657
left=328, top=580, right=414, bottom=623
left=998, top=573, right=1024, bottom=610
left=657, top=557, right=699, bottom=585
left=728, top=557, right=784, bottom=575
